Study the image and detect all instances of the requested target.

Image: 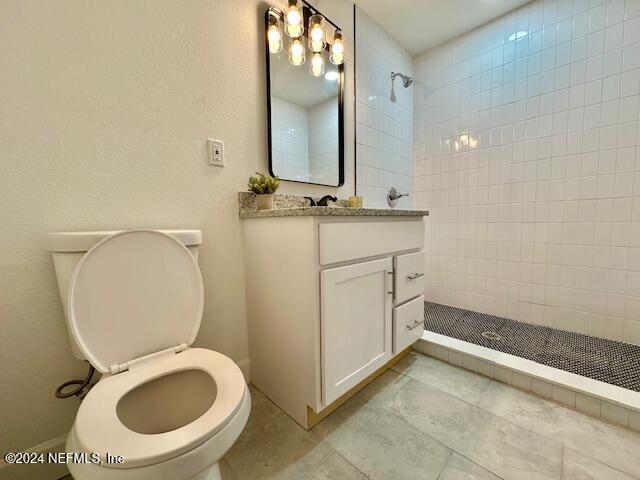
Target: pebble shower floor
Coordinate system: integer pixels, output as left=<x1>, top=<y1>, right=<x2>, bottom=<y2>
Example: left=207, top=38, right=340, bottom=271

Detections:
left=424, top=302, right=640, bottom=392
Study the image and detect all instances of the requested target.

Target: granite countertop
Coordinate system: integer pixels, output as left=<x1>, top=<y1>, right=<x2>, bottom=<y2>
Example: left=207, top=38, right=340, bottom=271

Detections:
left=238, top=193, right=429, bottom=218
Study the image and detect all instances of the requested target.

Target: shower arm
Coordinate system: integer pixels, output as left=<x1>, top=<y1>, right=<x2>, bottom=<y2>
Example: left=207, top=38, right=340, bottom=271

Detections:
left=391, top=72, right=413, bottom=88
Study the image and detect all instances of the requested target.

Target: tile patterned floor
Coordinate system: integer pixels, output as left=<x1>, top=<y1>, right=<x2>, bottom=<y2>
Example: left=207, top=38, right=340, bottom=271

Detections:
left=424, top=301, right=640, bottom=392
left=219, top=352, right=640, bottom=480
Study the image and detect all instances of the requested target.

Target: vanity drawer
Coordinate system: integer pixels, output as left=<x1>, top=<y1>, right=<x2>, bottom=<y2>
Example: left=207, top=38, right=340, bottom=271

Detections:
left=319, top=221, right=424, bottom=265
left=393, top=295, right=424, bottom=353
left=394, top=251, right=425, bottom=304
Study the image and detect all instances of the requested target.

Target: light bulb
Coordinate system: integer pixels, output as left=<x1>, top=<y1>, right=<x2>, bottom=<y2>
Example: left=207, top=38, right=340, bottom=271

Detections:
left=324, top=70, right=339, bottom=81
left=289, top=38, right=305, bottom=65
left=310, top=40, right=324, bottom=52
left=285, top=0, right=303, bottom=38
left=309, top=52, right=325, bottom=77
left=267, top=15, right=283, bottom=54
left=330, top=52, right=343, bottom=65
left=330, top=29, right=345, bottom=65
left=308, top=14, right=325, bottom=53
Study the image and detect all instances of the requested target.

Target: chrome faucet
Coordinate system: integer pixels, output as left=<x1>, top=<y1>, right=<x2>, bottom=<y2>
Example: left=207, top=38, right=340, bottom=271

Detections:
left=387, top=186, right=409, bottom=208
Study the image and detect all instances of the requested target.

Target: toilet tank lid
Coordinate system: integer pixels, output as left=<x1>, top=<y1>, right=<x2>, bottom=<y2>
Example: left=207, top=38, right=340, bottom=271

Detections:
left=45, top=229, right=202, bottom=252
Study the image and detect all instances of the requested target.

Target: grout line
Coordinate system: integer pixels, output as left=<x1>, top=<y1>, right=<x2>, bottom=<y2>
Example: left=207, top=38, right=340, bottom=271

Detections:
left=434, top=449, right=454, bottom=480
left=390, top=353, right=639, bottom=479
left=387, top=354, right=567, bottom=456
left=376, top=368, right=539, bottom=479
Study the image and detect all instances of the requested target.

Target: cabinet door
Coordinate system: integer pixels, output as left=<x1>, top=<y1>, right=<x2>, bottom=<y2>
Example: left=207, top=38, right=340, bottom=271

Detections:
left=321, top=257, right=393, bottom=406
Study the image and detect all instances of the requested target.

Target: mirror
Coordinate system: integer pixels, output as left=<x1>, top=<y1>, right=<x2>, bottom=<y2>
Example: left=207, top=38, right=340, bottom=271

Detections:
left=265, top=4, right=344, bottom=187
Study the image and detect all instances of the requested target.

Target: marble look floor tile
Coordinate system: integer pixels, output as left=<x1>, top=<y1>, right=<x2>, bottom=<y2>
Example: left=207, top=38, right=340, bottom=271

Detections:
left=437, top=453, right=502, bottom=480
left=474, top=380, right=640, bottom=478
left=218, top=354, right=640, bottom=480
left=381, top=379, right=563, bottom=480
left=351, top=368, right=412, bottom=408
left=313, top=399, right=451, bottom=480
left=266, top=445, right=368, bottom=480
left=221, top=446, right=365, bottom=480
left=562, top=449, right=637, bottom=480
left=222, top=387, right=363, bottom=480
left=391, top=352, right=491, bottom=403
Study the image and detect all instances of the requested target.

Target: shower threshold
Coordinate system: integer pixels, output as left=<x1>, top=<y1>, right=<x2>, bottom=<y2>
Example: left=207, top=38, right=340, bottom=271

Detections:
left=416, top=302, right=640, bottom=431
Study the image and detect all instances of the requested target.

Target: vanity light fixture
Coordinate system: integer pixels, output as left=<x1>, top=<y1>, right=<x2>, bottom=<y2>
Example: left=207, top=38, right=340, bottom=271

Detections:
left=324, top=70, right=339, bottom=81
left=289, top=37, right=306, bottom=65
left=267, top=13, right=283, bottom=53
left=309, top=51, right=325, bottom=77
left=284, top=0, right=303, bottom=38
left=330, top=29, right=344, bottom=65
left=267, top=2, right=345, bottom=72
left=308, top=14, right=325, bottom=52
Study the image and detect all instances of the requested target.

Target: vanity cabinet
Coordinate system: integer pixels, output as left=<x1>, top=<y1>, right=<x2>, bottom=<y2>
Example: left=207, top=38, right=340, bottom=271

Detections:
left=242, top=215, right=426, bottom=429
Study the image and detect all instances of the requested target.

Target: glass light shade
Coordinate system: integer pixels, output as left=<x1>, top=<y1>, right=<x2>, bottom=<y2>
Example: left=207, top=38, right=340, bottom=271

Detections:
left=330, top=29, right=344, bottom=65
left=324, top=70, right=339, bottom=81
left=308, top=14, right=326, bottom=53
left=289, top=38, right=306, bottom=65
left=309, top=52, right=325, bottom=77
left=284, top=0, right=303, bottom=38
left=267, top=15, right=283, bottom=54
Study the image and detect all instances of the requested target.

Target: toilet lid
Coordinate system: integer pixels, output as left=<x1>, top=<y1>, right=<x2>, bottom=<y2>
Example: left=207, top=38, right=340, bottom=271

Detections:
left=68, top=230, right=204, bottom=373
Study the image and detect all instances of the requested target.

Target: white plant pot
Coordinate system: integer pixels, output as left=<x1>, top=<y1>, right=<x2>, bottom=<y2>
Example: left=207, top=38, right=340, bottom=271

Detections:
left=256, top=194, right=274, bottom=210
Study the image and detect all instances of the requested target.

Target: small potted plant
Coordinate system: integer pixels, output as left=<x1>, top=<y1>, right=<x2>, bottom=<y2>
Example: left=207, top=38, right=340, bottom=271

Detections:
left=248, top=172, right=280, bottom=210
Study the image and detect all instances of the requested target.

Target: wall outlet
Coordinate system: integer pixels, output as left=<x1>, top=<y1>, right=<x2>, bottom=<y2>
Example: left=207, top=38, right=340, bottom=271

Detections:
left=207, top=138, right=224, bottom=167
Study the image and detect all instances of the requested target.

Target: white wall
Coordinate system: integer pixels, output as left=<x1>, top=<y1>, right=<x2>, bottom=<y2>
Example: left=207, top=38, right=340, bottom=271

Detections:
left=355, top=6, right=413, bottom=208
left=0, top=0, right=355, bottom=473
left=413, top=0, right=640, bottom=343
left=271, top=96, right=311, bottom=182
left=309, top=96, right=340, bottom=184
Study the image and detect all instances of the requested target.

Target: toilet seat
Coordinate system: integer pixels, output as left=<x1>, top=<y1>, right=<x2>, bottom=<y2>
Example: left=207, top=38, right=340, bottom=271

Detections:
left=74, top=347, right=246, bottom=469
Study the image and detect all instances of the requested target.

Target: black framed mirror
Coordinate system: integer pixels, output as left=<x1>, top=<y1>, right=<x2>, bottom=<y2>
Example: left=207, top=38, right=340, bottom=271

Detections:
left=265, top=2, right=344, bottom=187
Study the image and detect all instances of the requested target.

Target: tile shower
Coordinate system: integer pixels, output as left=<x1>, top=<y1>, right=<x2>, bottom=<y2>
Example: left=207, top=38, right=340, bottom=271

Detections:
left=355, top=5, right=413, bottom=209
left=412, top=0, right=640, bottom=344
left=356, top=0, right=640, bottom=429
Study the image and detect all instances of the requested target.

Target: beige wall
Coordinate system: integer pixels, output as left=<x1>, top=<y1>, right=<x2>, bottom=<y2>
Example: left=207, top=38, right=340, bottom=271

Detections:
left=0, top=0, right=354, bottom=469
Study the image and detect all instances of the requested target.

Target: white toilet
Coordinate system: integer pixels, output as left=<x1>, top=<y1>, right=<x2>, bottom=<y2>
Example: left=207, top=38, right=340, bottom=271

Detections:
left=45, top=229, right=250, bottom=480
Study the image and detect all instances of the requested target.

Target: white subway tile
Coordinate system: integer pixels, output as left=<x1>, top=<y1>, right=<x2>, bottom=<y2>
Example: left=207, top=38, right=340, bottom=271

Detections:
left=630, top=410, right=640, bottom=432
left=575, top=392, right=602, bottom=416
left=477, top=360, right=495, bottom=378
left=552, top=385, right=576, bottom=407
left=494, top=366, right=513, bottom=384
left=602, top=401, right=630, bottom=426
left=531, top=378, right=553, bottom=398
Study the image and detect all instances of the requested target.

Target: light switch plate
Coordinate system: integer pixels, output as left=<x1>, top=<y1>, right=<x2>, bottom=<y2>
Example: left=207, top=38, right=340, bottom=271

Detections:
left=207, top=138, right=224, bottom=167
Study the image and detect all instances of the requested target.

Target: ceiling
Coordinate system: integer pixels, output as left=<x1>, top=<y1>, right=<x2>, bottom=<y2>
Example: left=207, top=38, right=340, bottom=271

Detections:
left=354, top=0, right=533, bottom=56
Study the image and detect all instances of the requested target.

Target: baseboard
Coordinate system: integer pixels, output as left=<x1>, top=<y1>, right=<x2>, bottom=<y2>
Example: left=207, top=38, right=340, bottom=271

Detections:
left=0, top=434, right=69, bottom=480
left=236, top=357, right=251, bottom=383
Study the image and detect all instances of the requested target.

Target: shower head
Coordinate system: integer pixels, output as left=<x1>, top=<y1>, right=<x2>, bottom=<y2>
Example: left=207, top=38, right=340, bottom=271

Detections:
left=391, top=72, right=413, bottom=88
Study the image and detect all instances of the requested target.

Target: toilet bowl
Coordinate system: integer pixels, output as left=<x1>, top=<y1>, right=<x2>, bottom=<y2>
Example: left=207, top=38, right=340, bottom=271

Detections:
left=48, top=229, right=250, bottom=480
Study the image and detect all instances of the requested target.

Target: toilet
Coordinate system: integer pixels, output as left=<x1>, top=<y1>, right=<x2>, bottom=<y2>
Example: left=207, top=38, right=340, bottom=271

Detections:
left=45, top=229, right=250, bottom=480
